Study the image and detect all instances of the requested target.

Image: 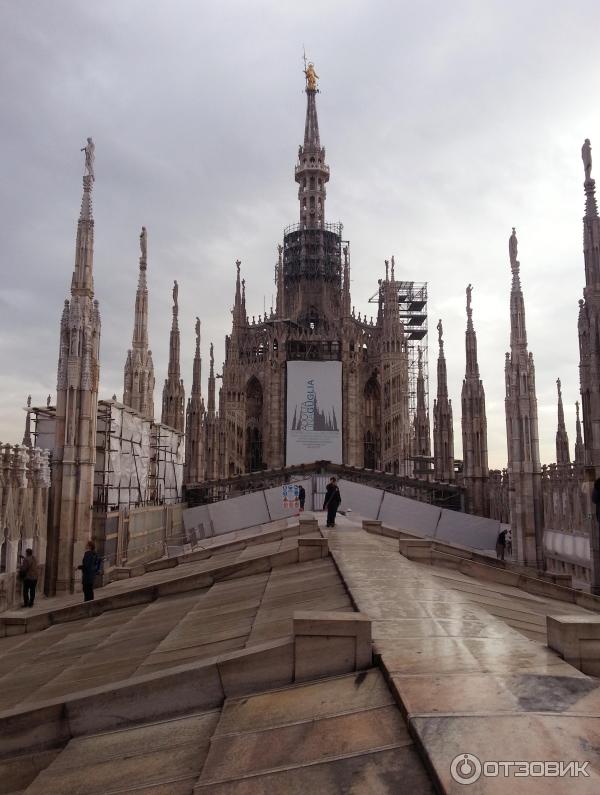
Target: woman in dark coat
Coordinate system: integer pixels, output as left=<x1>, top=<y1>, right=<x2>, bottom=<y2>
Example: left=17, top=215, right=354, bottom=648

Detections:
left=323, top=477, right=341, bottom=528
left=78, top=540, right=97, bottom=602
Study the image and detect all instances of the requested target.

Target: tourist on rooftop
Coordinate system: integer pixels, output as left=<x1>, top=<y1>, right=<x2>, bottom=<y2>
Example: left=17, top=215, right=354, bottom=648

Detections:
left=78, top=540, right=98, bottom=602
left=298, top=484, right=306, bottom=513
left=323, top=477, right=341, bottom=528
left=19, top=548, right=38, bottom=608
left=496, top=528, right=507, bottom=561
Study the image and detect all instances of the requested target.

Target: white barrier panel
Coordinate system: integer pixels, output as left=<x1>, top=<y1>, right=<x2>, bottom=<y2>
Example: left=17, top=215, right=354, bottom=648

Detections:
left=182, top=504, right=212, bottom=541
left=208, top=491, right=270, bottom=536
left=337, top=479, right=384, bottom=519
left=265, top=478, right=312, bottom=521
left=543, top=529, right=591, bottom=565
left=435, top=509, right=499, bottom=551
left=286, top=361, right=342, bottom=465
left=378, top=491, right=441, bottom=537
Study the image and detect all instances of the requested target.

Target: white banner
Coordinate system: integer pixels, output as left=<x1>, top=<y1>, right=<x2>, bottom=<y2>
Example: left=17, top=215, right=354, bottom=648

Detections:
left=286, top=361, right=342, bottom=465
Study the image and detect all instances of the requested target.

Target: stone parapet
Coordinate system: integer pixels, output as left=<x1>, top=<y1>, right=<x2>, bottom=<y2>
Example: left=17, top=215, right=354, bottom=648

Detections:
left=293, top=610, right=372, bottom=682
left=547, top=614, right=600, bottom=676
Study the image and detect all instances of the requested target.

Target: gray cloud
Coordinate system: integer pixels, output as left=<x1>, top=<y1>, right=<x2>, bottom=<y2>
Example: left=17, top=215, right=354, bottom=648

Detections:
left=1, top=0, right=599, bottom=468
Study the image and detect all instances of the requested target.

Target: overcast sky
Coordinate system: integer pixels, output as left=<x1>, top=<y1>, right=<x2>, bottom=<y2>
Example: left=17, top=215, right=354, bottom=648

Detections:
left=1, top=0, right=599, bottom=468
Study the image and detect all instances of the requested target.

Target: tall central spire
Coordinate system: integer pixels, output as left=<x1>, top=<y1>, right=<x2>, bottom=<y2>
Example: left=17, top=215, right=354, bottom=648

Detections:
left=555, top=377, right=571, bottom=466
left=295, top=61, right=329, bottom=230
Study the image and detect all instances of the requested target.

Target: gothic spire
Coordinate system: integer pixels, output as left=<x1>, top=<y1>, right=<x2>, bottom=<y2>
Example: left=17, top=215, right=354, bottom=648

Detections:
left=504, top=226, right=543, bottom=567
left=342, top=245, right=351, bottom=317
left=433, top=318, right=454, bottom=481
left=71, top=138, right=96, bottom=298
left=275, top=244, right=284, bottom=318
left=555, top=378, right=571, bottom=465
left=207, top=342, right=216, bottom=418
left=575, top=400, right=585, bottom=466
left=296, top=60, right=329, bottom=229
left=509, top=227, right=527, bottom=350
left=192, top=317, right=202, bottom=396
left=414, top=348, right=431, bottom=457
left=22, top=395, right=32, bottom=448
left=464, top=283, right=479, bottom=378
left=161, top=280, right=185, bottom=431
left=461, top=285, right=489, bottom=514
left=123, top=226, right=154, bottom=418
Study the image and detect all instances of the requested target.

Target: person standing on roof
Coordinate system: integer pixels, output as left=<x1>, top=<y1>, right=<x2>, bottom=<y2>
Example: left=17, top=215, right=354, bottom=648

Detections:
left=496, top=528, right=507, bottom=561
left=323, top=477, right=341, bottom=528
left=19, top=548, right=38, bottom=608
left=78, top=540, right=98, bottom=602
left=298, top=484, right=306, bottom=513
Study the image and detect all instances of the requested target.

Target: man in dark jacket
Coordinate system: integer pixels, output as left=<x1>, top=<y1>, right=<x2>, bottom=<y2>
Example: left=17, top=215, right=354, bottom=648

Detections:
left=298, top=484, right=306, bottom=512
left=78, top=541, right=98, bottom=602
left=323, top=477, right=341, bottom=528
left=19, top=548, right=38, bottom=608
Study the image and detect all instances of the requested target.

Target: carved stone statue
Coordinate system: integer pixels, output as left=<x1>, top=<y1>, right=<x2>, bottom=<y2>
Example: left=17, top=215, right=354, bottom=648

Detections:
left=582, top=138, right=592, bottom=181
left=509, top=227, right=518, bottom=265
left=46, top=394, right=51, bottom=407
left=557, top=377, right=562, bottom=397
left=140, top=226, right=147, bottom=259
left=304, top=62, right=319, bottom=90
left=27, top=395, right=31, bottom=408
left=173, top=280, right=178, bottom=308
left=195, top=316, right=200, bottom=340
left=466, top=283, right=473, bottom=314
left=210, top=342, right=214, bottom=365
left=437, top=318, right=444, bottom=346
left=81, top=137, right=95, bottom=179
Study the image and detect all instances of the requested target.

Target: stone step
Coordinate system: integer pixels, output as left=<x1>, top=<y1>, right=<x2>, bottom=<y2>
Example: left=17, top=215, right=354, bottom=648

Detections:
left=195, top=668, right=434, bottom=793
left=22, top=710, right=220, bottom=795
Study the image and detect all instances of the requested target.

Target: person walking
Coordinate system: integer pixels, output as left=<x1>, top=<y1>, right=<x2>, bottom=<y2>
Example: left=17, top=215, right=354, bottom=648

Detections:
left=298, top=484, right=306, bottom=513
left=506, top=529, right=513, bottom=557
left=495, top=528, right=507, bottom=561
left=19, top=548, right=38, bottom=608
left=78, top=540, right=98, bottom=602
left=323, top=477, right=341, bottom=528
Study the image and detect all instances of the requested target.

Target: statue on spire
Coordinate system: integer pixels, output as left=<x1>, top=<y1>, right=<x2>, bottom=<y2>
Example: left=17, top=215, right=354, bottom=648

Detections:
left=81, top=137, right=95, bottom=179
left=582, top=138, right=592, bottom=181
left=304, top=61, right=319, bottom=91
left=557, top=377, right=562, bottom=397
left=172, top=279, right=178, bottom=309
left=140, top=226, right=147, bottom=260
left=437, top=318, right=444, bottom=348
left=509, top=227, right=518, bottom=266
left=195, top=316, right=201, bottom=342
left=466, top=283, right=473, bottom=315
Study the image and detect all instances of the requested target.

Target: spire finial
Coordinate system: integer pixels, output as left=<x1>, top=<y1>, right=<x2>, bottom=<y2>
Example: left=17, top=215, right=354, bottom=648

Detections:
left=582, top=138, right=592, bottom=181
left=195, top=316, right=201, bottom=345
left=385, top=259, right=389, bottom=281
left=391, top=255, right=395, bottom=280
left=81, top=137, right=95, bottom=180
left=210, top=342, right=214, bottom=370
left=304, top=59, right=319, bottom=91
left=437, top=318, right=444, bottom=349
left=466, top=283, right=473, bottom=318
left=557, top=377, right=562, bottom=398
left=236, top=259, right=241, bottom=275
left=509, top=226, right=519, bottom=269
left=140, top=226, right=147, bottom=265
left=172, top=280, right=178, bottom=313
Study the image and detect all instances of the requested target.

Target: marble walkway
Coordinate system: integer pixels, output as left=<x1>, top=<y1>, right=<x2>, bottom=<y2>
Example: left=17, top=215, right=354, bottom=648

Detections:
left=324, top=515, right=600, bottom=794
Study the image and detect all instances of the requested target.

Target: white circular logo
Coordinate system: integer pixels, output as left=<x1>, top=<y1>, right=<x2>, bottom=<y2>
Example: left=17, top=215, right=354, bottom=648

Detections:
left=451, top=753, right=482, bottom=785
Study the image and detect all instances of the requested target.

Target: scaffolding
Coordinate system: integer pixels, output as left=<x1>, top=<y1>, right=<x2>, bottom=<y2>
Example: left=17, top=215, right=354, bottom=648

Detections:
left=369, top=279, right=429, bottom=429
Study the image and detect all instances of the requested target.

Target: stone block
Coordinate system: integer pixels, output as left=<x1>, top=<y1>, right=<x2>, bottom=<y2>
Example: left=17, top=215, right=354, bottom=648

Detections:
left=144, top=557, right=178, bottom=572
left=293, top=610, right=372, bottom=680
left=298, top=515, right=319, bottom=532
left=362, top=519, right=382, bottom=534
left=547, top=615, right=600, bottom=676
left=295, top=635, right=356, bottom=681
left=217, top=639, right=294, bottom=697
left=298, top=537, right=329, bottom=561
left=0, top=701, right=70, bottom=758
left=67, top=661, right=224, bottom=736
